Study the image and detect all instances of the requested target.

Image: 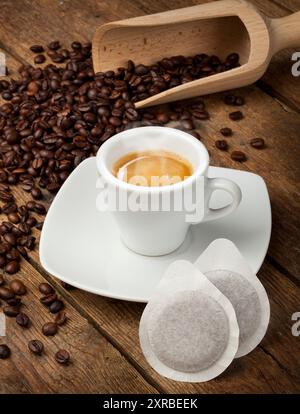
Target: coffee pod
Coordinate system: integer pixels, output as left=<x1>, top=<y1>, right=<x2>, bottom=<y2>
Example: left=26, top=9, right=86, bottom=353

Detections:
left=139, top=260, right=239, bottom=382
left=194, top=238, right=270, bottom=358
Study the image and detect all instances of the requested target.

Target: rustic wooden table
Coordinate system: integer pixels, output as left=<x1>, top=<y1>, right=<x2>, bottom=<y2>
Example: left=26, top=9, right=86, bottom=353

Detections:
left=0, top=0, right=299, bottom=394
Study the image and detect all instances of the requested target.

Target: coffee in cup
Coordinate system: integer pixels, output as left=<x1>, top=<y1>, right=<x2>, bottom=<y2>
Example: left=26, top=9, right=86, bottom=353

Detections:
left=112, top=150, right=193, bottom=187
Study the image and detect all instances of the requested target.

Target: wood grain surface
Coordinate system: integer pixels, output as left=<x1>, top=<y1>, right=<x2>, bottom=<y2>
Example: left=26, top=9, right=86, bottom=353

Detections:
left=0, top=0, right=300, bottom=394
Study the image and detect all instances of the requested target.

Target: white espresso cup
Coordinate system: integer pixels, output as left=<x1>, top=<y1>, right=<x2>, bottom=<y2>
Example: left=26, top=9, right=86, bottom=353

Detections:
left=96, top=126, right=242, bottom=256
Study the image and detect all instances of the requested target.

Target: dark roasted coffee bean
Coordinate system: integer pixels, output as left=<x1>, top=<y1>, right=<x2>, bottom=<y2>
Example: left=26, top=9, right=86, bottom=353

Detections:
left=8, top=213, right=20, bottom=224
left=180, top=119, right=194, bottom=130
left=231, top=150, right=247, bottom=162
left=220, top=127, right=233, bottom=137
left=54, top=311, right=67, bottom=326
left=250, top=138, right=265, bottom=149
left=229, top=111, right=244, bottom=121
left=9, top=279, right=27, bottom=296
left=234, top=96, right=245, bottom=106
left=30, top=45, right=44, bottom=53
left=5, top=260, right=20, bottom=274
left=40, top=293, right=57, bottom=306
left=0, top=287, right=14, bottom=300
left=55, top=349, right=70, bottom=365
left=60, top=281, right=75, bottom=290
left=28, top=339, right=44, bottom=355
left=39, top=282, right=55, bottom=295
left=6, top=248, right=21, bottom=261
left=34, top=54, right=46, bottom=64
left=4, top=232, right=16, bottom=246
left=33, top=203, right=46, bottom=215
left=215, top=140, right=228, bottom=151
left=35, top=222, right=44, bottom=231
left=49, top=299, right=64, bottom=314
left=6, top=297, right=21, bottom=306
left=0, top=275, right=4, bottom=286
left=42, top=322, right=58, bottom=336
left=48, top=40, right=60, bottom=50
left=224, top=94, right=237, bottom=105
left=192, top=110, right=209, bottom=120
left=0, top=344, right=11, bottom=359
left=3, top=305, right=20, bottom=317
left=16, top=313, right=30, bottom=328
left=26, top=216, right=37, bottom=227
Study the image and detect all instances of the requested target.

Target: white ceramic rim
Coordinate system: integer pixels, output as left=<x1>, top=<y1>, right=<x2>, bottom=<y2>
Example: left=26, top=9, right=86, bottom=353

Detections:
left=96, top=126, right=209, bottom=194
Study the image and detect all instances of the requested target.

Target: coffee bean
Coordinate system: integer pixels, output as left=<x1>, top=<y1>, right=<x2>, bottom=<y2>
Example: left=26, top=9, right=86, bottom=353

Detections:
left=54, top=311, right=67, bottom=326
left=3, top=232, right=16, bottom=246
left=42, top=322, right=58, bottom=336
left=229, top=111, right=244, bottom=121
left=9, top=279, right=27, bottom=295
left=55, top=349, right=70, bottom=365
left=28, top=339, right=44, bottom=355
left=0, top=275, right=4, bottom=286
left=48, top=40, right=60, bottom=50
left=16, top=313, right=30, bottom=328
left=215, top=140, right=228, bottom=151
left=3, top=305, right=20, bottom=317
left=0, top=287, right=14, bottom=300
left=250, top=138, right=265, bottom=149
left=34, top=54, right=46, bottom=64
left=6, top=297, right=21, bottom=306
left=39, top=282, right=55, bottom=295
left=30, top=45, right=44, bottom=53
left=49, top=299, right=64, bottom=314
left=5, top=261, right=20, bottom=274
left=180, top=119, right=194, bottom=130
left=6, top=248, right=21, bottom=262
left=220, top=127, right=233, bottom=137
left=0, top=344, right=11, bottom=359
left=8, top=213, right=20, bottom=224
left=40, top=293, right=57, bottom=306
left=60, top=281, right=75, bottom=290
left=231, top=151, right=247, bottom=162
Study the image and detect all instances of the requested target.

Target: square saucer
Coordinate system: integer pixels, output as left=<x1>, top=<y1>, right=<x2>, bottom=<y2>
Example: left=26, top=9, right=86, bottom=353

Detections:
left=40, top=157, right=271, bottom=302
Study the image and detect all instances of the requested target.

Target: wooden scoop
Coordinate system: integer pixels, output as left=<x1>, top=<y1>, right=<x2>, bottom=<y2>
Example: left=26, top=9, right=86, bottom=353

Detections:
left=92, top=0, right=300, bottom=108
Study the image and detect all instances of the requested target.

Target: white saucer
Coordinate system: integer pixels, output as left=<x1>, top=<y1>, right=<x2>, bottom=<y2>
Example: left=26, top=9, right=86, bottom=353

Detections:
left=40, top=157, right=271, bottom=303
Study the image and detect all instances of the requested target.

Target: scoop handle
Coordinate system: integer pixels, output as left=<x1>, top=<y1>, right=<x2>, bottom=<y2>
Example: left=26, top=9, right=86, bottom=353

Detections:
left=268, top=11, right=300, bottom=54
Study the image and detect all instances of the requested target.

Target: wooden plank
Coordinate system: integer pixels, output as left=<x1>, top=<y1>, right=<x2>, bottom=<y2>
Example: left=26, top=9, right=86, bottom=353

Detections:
left=0, top=259, right=158, bottom=394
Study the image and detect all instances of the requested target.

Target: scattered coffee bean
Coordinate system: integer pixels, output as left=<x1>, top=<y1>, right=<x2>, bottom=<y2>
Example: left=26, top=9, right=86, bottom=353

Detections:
left=220, top=127, right=233, bottom=137
left=48, top=40, right=61, bottom=50
left=40, top=293, right=57, bottom=306
left=54, top=311, right=67, bottom=326
left=0, top=344, right=11, bottom=359
left=250, top=138, right=265, bottom=149
left=39, top=282, right=55, bottom=295
left=42, top=322, right=58, bottom=336
left=34, top=54, right=46, bottom=64
left=229, top=111, right=244, bottom=121
left=231, top=151, right=247, bottom=162
left=30, top=45, right=44, bottom=53
left=55, top=349, right=70, bottom=365
left=9, top=279, right=27, bottom=295
left=0, top=275, right=4, bottom=287
left=6, top=297, right=21, bottom=306
left=49, top=299, right=64, bottom=314
left=0, top=286, right=15, bottom=300
left=215, top=140, right=228, bottom=151
left=3, top=305, right=20, bottom=317
left=16, top=313, right=30, bottom=328
left=60, top=281, right=75, bottom=290
left=28, top=339, right=44, bottom=355
left=5, top=260, right=20, bottom=274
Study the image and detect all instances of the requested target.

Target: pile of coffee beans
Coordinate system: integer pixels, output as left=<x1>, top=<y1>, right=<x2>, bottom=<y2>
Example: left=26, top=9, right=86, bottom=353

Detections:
left=0, top=39, right=266, bottom=365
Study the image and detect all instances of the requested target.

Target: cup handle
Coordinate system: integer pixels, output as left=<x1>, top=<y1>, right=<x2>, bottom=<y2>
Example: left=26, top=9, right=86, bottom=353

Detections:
left=201, top=177, right=242, bottom=222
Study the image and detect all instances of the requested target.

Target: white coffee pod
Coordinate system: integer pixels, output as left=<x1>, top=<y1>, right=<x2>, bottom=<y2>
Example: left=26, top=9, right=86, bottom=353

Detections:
left=139, top=260, right=239, bottom=382
left=194, top=238, right=270, bottom=358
